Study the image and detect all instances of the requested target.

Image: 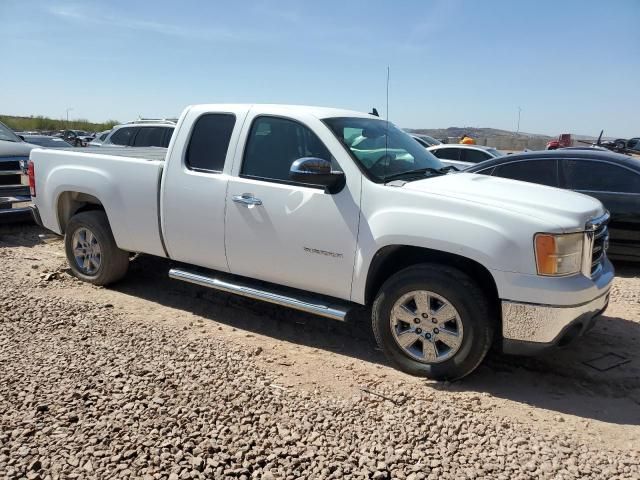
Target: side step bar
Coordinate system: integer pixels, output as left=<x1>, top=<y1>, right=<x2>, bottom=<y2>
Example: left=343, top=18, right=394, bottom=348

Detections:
left=169, top=268, right=350, bottom=321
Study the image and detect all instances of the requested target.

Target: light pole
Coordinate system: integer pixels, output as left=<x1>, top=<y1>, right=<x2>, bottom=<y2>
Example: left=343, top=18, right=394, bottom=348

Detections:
left=66, top=108, right=74, bottom=125
left=516, top=106, right=522, bottom=135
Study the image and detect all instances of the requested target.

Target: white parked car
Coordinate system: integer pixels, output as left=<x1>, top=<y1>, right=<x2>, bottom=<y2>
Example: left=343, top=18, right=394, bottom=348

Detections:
left=88, top=130, right=111, bottom=147
left=427, top=144, right=504, bottom=170
left=30, top=104, right=613, bottom=380
left=101, top=120, right=175, bottom=147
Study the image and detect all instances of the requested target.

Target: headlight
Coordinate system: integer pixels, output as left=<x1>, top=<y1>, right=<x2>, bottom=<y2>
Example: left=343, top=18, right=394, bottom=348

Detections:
left=534, top=232, right=584, bottom=276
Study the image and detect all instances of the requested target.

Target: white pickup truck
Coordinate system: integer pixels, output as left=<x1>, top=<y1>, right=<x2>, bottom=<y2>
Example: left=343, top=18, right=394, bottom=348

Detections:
left=30, top=104, right=614, bottom=380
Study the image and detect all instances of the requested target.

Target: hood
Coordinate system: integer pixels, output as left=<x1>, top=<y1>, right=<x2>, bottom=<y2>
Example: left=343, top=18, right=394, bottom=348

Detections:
left=0, top=139, right=36, bottom=158
left=402, top=172, right=604, bottom=232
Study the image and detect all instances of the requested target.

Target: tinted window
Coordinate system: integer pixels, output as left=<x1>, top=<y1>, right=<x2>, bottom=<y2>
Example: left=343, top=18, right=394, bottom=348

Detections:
left=161, top=127, right=174, bottom=147
left=242, top=116, right=335, bottom=183
left=186, top=114, right=235, bottom=172
left=563, top=159, right=640, bottom=193
left=432, top=148, right=460, bottom=160
left=133, top=127, right=166, bottom=147
left=492, top=160, right=558, bottom=187
left=628, top=138, right=640, bottom=152
left=110, top=127, right=137, bottom=146
left=461, top=149, right=491, bottom=163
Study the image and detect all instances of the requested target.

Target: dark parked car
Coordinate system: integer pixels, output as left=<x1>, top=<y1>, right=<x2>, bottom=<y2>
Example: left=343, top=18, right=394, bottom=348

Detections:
left=59, top=130, right=94, bottom=147
left=21, top=135, right=73, bottom=148
left=466, top=150, right=640, bottom=262
left=410, top=134, right=442, bottom=147
left=0, top=121, right=34, bottom=222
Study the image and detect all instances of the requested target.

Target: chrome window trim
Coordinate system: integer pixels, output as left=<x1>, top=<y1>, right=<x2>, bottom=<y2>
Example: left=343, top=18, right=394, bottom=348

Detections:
left=575, top=189, right=640, bottom=196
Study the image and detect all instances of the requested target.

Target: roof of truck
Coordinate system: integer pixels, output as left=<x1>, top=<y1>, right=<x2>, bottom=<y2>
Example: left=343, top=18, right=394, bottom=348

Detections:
left=186, top=104, right=377, bottom=120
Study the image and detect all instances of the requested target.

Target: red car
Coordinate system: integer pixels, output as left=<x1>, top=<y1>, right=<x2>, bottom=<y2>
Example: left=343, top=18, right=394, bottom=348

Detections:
left=546, top=133, right=572, bottom=150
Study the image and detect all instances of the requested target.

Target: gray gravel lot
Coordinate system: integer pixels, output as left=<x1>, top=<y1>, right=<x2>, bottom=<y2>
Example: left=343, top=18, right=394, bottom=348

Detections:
left=1, top=225, right=639, bottom=479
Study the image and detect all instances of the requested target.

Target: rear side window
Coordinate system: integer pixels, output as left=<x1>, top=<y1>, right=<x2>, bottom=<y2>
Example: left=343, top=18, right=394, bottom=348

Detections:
left=186, top=114, right=236, bottom=172
left=110, top=127, right=137, bottom=146
left=492, top=159, right=559, bottom=187
left=432, top=148, right=460, bottom=161
left=461, top=149, right=490, bottom=163
left=563, top=160, right=640, bottom=193
left=133, top=127, right=166, bottom=147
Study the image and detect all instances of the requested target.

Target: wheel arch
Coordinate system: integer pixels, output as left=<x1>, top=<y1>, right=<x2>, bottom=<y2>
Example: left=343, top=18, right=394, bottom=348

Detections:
left=364, top=245, right=501, bottom=327
left=56, top=191, right=106, bottom=234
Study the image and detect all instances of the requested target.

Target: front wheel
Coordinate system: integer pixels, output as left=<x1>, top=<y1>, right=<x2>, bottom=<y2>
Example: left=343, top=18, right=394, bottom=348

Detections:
left=372, top=264, right=494, bottom=381
left=64, top=210, right=129, bottom=286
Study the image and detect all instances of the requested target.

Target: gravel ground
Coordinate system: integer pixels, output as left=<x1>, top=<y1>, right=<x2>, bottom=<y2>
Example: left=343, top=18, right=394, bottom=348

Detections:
left=1, top=224, right=639, bottom=479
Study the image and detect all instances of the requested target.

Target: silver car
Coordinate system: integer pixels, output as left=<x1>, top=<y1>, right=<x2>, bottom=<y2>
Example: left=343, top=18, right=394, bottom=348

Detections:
left=427, top=144, right=504, bottom=170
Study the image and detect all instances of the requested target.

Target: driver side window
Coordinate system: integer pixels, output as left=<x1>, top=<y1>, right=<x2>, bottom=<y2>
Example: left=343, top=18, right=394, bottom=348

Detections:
left=242, top=116, right=337, bottom=183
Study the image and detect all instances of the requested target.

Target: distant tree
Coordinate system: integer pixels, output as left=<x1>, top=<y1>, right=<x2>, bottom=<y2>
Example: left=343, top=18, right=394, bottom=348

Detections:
left=0, top=114, right=120, bottom=133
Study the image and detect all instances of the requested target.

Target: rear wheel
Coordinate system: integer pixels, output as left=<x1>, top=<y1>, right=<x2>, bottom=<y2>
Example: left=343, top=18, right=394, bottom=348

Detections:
left=372, top=264, right=494, bottom=380
left=64, top=210, right=129, bottom=285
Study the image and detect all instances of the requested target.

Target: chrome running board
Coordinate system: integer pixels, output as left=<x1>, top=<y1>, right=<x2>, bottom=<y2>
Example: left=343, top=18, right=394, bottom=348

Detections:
left=169, top=268, right=350, bottom=321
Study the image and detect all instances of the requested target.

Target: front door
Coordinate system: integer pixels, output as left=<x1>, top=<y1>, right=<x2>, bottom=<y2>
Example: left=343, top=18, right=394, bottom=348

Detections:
left=224, top=114, right=361, bottom=300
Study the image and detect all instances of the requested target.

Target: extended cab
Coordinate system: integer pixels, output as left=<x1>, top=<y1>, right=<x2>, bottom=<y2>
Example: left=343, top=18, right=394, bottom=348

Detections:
left=30, top=104, right=614, bottom=380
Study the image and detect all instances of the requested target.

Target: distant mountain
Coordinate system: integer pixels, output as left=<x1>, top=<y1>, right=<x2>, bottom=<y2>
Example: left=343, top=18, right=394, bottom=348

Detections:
left=406, top=127, right=621, bottom=142
left=406, top=127, right=553, bottom=140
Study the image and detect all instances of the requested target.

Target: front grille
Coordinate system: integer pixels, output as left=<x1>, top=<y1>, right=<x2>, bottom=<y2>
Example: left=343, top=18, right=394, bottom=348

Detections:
left=0, top=160, right=20, bottom=171
left=0, top=174, right=22, bottom=186
left=590, top=219, right=609, bottom=276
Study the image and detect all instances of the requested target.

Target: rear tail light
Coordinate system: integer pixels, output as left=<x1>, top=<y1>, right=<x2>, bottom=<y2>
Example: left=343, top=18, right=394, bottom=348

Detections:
left=27, top=160, right=36, bottom=197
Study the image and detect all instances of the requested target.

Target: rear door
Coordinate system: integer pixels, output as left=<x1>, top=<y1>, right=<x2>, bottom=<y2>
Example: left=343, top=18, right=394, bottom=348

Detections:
left=161, top=107, right=248, bottom=271
left=109, top=127, right=139, bottom=146
left=560, top=158, right=640, bottom=259
left=460, top=149, right=492, bottom=165
left=132, top=127, right=166, bottom=147
left=431, top=147, right=467, bottom=169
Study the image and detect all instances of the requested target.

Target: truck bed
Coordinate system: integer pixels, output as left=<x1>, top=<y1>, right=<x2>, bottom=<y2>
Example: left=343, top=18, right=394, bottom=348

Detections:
left=73, top=146, right=168, bottom=162
left=31, top=147, right=166, bottom=257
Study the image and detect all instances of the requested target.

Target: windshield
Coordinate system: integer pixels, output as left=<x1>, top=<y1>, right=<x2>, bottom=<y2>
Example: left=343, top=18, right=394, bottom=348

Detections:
left=0, top=121, right=21, bottom=142
left=487, top=148, right=504, bottom=157
left=323, top=117, right=444, bottom=182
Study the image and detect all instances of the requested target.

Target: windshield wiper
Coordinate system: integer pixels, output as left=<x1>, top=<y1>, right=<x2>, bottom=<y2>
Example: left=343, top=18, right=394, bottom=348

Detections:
left=383, top=167, right=453, bottom=183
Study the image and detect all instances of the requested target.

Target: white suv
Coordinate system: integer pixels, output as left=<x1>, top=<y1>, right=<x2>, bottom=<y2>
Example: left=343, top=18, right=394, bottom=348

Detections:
left=101, top=119, right=175, bottom=148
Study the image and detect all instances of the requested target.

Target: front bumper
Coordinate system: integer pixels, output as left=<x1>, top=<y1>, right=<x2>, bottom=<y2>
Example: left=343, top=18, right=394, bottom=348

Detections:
left=501, top=258, right=614, bottom=355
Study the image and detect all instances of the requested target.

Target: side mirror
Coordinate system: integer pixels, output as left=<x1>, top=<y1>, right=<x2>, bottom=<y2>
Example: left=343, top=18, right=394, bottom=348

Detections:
left=289, top=157, right=345, bottom=193
left=18, top=135, right=25, bottom=141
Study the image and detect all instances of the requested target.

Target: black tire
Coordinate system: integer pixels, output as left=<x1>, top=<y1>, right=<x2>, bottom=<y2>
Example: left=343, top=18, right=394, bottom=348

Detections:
left=64, top=210, right=129, bottom=286
left=372, top=263, right=494, bottom=381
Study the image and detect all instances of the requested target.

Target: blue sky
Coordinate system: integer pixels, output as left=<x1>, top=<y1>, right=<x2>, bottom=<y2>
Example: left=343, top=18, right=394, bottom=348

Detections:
left=1, top=0, right=638, bottom=137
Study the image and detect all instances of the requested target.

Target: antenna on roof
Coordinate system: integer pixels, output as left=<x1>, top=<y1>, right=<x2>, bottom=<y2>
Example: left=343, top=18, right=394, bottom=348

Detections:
left=386, top=66, right=390, bottom=121
left=370, top=108, right=379, bottom=117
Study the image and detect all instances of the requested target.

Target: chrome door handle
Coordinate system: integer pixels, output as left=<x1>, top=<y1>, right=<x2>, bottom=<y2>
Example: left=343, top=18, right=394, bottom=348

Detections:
left=232, top=193, right=263, bottom=206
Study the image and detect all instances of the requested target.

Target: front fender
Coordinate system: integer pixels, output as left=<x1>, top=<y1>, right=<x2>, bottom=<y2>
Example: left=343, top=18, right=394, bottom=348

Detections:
left=350, top=184, right=550, bottom=304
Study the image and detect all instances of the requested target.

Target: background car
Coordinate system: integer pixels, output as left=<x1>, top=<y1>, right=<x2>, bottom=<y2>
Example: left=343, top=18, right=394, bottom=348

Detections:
left=21, top=135, right=73, bottom=148
left=410, top=134, right=442, bottom=147
left=0, top=121, right=35, bottom=222
left=88, top=130, right=111, bottom=146
left=102, top=120, right=175, bottom=147
left=466, top=149, right=640, bottom=262
left=59, top=130, right=94, bottom=147
left=426, top=144, right=504, bottom=169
